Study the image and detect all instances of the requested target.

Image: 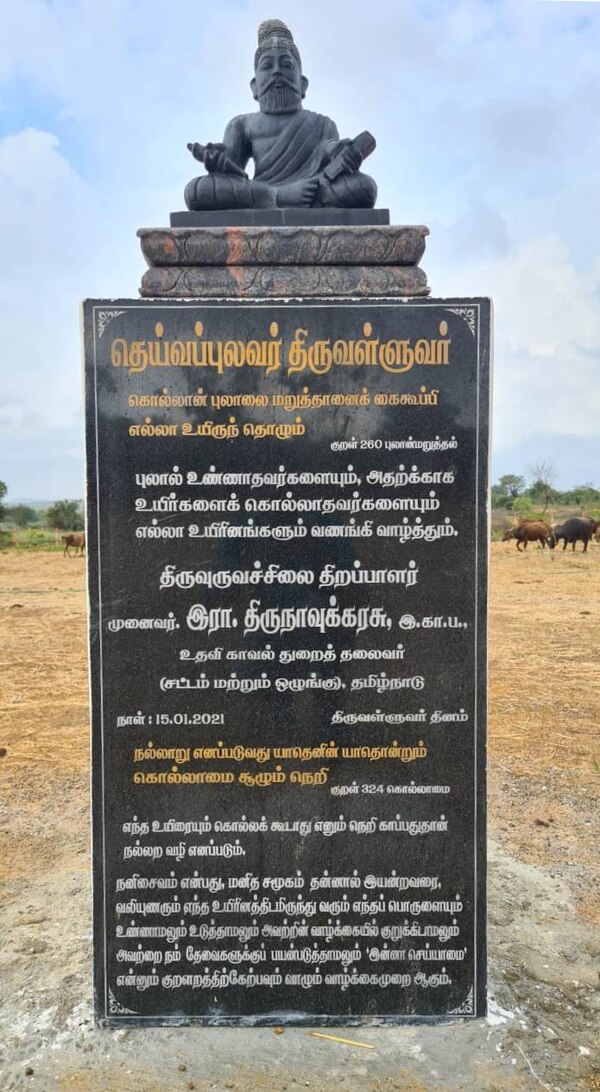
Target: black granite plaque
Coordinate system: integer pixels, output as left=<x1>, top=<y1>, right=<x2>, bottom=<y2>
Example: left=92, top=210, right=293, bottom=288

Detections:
left=84, top=298, right=490, bottom=1026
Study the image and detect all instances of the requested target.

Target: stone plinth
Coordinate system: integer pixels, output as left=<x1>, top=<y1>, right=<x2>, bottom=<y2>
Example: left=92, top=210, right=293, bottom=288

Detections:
left=170, top=208, right=391, bottom=227
left=140, top=263, right=427, bottom=298
left=138, top=225, right=427, bottom=268
left=139, top=223, right=430, bottom=298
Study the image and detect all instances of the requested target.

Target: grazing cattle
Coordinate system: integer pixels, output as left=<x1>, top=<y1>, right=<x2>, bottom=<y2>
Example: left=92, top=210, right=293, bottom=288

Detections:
left=502, top=521, right=549, bottom=551
left=547, top=518, right=593, bottom=552
left=62, top=532, right=85, bottom=557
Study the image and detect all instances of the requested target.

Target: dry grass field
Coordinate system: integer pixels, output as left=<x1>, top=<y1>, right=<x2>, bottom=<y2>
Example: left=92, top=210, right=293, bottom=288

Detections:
left=490, top=540, right=598, bottom=781
left=488, top=541, right=599, bottom=929
left=0, top=543, right=598, bottom=1091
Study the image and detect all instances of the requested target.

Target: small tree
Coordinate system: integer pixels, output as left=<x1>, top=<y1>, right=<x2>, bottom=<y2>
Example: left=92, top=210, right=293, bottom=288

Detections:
left=45, top=499, right=84, bottom=531
left=497, top=474, right=525, bottom=498
left=491, top=474, right=526, bottom=509
left=0, top=480, right=7, bottom=522
left=527, top=460, right=557, bottom=515
left=529, top=459, right=556, bottom=487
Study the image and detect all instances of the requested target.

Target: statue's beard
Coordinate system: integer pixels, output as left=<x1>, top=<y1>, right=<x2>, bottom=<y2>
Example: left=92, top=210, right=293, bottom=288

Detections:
left=259, top=85, right=302, bottom=114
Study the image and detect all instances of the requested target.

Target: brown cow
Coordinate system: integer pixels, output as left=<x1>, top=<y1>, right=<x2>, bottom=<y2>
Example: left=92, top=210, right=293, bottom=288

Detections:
left=502, top=521, right=549, bottom=551
left=517, top=517, right=551, bottom=529
left=62, top=532, right=85, bottom=557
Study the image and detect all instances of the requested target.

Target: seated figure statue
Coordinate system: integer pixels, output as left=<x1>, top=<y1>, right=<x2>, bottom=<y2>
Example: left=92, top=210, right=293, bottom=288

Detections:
left=185, top=19, right=377, bottom=211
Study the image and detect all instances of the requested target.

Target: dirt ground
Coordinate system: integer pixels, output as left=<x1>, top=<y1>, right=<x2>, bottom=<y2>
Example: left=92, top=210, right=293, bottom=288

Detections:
left=0, top=544, right=598, bottom=1091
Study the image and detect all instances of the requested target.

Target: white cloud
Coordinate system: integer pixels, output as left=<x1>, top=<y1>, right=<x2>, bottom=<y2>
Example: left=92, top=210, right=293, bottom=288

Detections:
left=0, top=128, right=92, bottom=269
left=0, top=127, right=109, bottom=501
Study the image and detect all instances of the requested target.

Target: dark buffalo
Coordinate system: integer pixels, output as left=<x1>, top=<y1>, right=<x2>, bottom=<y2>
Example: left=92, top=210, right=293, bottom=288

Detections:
left=547, top=518, right=594, bottom=552
left=502, top=521, right=549, bottom=551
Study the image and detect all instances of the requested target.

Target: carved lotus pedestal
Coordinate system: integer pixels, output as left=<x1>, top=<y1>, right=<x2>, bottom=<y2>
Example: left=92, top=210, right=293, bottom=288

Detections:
left=137, top=216, right=430, bottom=298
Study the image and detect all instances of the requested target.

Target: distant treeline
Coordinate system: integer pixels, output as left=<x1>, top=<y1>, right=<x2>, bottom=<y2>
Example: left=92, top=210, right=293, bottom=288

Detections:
left=0, top=497, right=84, bottom=531
left=491, top=474, right=599, bottom=518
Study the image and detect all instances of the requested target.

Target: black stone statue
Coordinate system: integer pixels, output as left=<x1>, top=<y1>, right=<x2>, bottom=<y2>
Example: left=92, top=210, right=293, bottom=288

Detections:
left=185, top=19, right=377, bottom=211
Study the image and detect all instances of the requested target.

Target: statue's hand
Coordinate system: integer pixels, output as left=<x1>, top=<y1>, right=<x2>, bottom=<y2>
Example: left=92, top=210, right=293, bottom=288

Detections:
left=187, top=142, right=232, bottom=172
left=327, top=139, right=361, bottom=174
left=188, top=142, right=206, bottom=164
left=276, top=177, right=319, bottom=208
left=203, top=143, right=228, bottom=173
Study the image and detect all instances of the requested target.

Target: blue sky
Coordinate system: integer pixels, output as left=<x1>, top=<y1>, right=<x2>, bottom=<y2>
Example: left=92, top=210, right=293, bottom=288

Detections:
left=1, top=0, right=599, bottom=499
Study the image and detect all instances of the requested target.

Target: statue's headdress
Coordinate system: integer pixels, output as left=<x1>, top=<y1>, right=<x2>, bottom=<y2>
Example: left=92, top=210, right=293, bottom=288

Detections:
left=255, top=19, right=301, bottom=67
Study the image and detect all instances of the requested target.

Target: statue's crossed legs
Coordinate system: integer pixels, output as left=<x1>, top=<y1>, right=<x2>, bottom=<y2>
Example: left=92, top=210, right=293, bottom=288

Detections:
left=184, top=170, right=377, bottom=211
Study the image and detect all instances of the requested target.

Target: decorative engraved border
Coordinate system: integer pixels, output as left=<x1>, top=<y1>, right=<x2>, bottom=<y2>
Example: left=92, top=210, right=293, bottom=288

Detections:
left=108, top=989, right=137, bottom=1016
left=91, top=300, right=486, bottom=1023
left=446, top=307, right=477, bottom=337
left=448, top=986, right=474, bottom=1015
left=97, top=310, right=125, bottom=338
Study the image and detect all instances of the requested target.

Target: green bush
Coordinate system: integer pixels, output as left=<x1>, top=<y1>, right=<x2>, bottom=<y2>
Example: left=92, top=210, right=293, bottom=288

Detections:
left=0, top=529, right=14, bottom=550
left=13, top=529, right=62, bottom=551
left=512, top=496, right=537, bottom=519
